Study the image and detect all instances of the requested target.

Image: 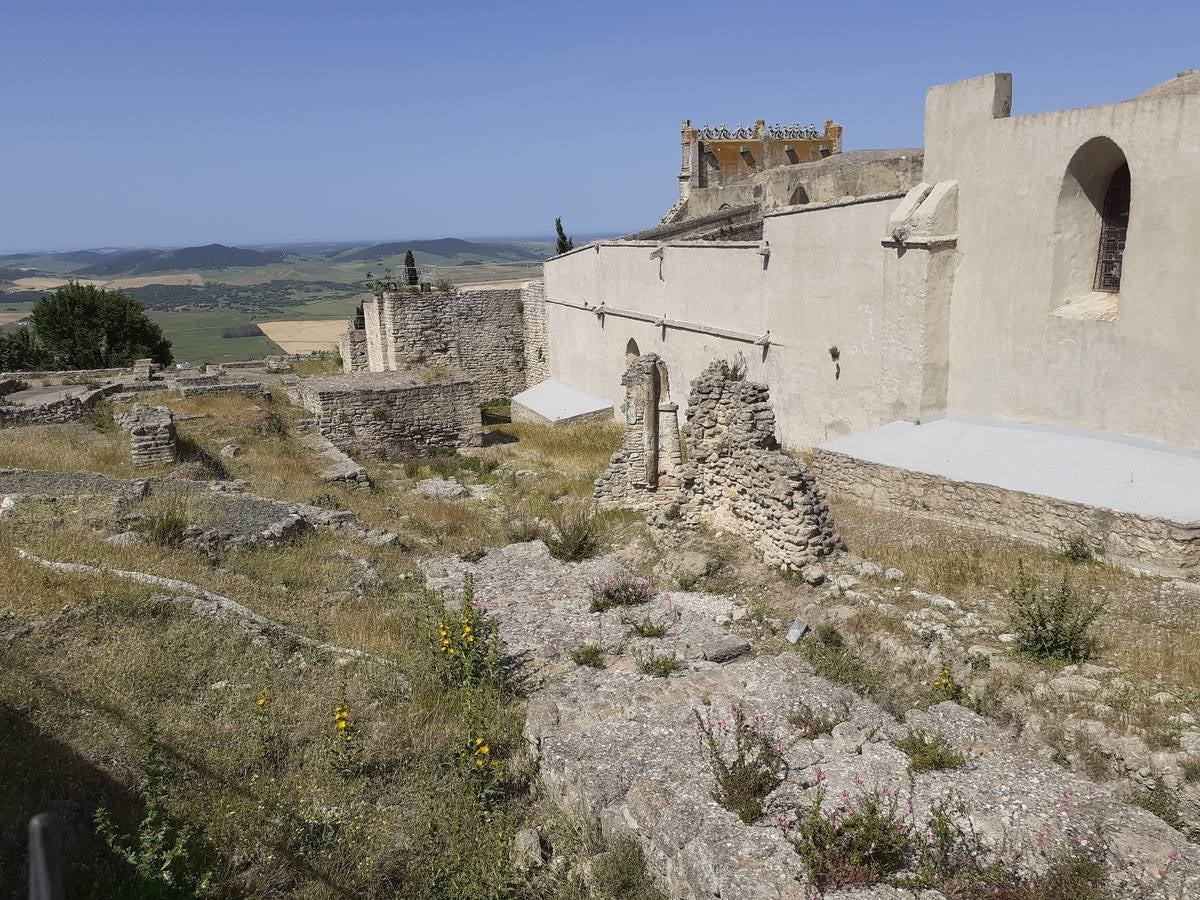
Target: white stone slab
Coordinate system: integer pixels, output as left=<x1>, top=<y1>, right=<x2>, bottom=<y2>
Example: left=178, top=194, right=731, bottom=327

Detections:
left=819, top=417, right=1200, bottom=523
left=511, top=379, right=614, bottom=426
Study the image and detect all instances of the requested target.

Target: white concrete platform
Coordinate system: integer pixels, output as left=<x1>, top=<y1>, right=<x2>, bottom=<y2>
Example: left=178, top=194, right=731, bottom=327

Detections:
left=819, top=417, right=1200, bottom=523
left=511, top=379, right=614, bottom=426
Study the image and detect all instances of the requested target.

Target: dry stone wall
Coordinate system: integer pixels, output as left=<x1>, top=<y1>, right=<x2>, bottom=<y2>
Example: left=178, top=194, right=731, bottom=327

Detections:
left=361, top=281, right=550, bottom=397
left=115, top=404, right=177, bottom=467
left=365, top=288, right=526, bottom=400
left=676, top=363, right=842, bottom=570
left=298, top=372, right=481, bottom=459
left=0, top=383, right=123, bottom=428
left=520, top=280, right=549, bottom=387
left=339, top=327, right=369, bottom=373
left=812, top=448, right=1200, bottom=574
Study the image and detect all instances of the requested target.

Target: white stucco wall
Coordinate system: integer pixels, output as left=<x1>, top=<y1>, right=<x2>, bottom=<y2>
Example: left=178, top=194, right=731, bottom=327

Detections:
left=928, top=74, right=1200, bottom=449
left=545, top=194, right=912, bottom=449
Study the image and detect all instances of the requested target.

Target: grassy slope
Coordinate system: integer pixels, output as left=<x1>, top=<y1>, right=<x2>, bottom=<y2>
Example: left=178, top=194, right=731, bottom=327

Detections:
left=0, top=396, right=625, bottom=898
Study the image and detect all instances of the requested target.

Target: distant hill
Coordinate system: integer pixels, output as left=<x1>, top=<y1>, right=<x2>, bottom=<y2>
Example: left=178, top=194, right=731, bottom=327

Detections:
left=334, top=238, right=546, bottom=264
left=75, top=243, right=290, bottom=277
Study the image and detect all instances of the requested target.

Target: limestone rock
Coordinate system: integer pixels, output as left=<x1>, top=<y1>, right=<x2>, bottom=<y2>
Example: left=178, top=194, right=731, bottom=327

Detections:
left=414, top=477, right=469, bottom=500
left=220, top=444, right=242, bottom=459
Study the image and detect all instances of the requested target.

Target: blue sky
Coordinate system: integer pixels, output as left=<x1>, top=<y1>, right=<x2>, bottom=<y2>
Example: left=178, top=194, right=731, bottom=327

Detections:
left=2, top=0, right=1196, bottom=253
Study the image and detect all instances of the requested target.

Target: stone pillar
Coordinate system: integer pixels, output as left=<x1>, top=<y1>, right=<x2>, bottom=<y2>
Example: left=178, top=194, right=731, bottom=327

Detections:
left=132, top=358, right=154, bottom=381
left=115, top=405, right=177, bottom=467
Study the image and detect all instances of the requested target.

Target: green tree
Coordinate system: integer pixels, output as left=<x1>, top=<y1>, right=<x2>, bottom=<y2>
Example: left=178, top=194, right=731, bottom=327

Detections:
left=0, top=326, right=44, bottom=371
left=555, top=217, right=574, bottom=255
left=404, top=250, right=419, bottom=286
left=25, top=282, right=173, bottom=370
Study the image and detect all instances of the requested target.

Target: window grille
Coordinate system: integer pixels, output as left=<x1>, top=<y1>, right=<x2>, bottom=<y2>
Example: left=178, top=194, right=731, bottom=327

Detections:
left=1094, top=163, right=1130, bottom=292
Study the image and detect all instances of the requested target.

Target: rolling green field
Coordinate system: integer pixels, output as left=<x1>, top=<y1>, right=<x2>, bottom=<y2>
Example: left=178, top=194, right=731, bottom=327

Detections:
left=1, top=238, right=551, bottom=365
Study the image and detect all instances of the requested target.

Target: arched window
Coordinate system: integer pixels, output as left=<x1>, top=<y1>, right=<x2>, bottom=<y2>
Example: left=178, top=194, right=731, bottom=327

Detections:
left=1094, top=163, right=1130, bottom=292
left=625, top=339, right=640, bottom=367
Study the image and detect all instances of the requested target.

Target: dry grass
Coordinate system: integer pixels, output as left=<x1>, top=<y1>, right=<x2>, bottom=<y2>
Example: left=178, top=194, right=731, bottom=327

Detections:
left=831, top=496, right=1200, bottom=701
left=0, top=422, right=135, bottom=478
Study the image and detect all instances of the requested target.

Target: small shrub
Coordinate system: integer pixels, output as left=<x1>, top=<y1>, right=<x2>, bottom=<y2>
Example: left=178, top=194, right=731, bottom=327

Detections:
left=628, top=618, right=667, bottom=638
left=927, top=664, right=964, bottom=704
left=307, top=492, right=344, bottom=510
left=547, top=505, right=602, bottom=561
left=434, top=277, right=456, bottom=293
left=139, top=492, right=191, bottom=548
left=1183, top=757, right=1200, bottom=783
left=713, top=356, right=746, bottom=381
left=589, top=571, right=655, bottom=612
left=589, top=833, right=664, bottom=900
left=787, top=786, right=913, bottom=889
left=663, top=504, right=681, bottom=521
left=1009, top=564, right=1104, bottom=662
left=800, top=626, right=896, bottom=712
left=328, top=678, right=366, bottom=779
left=1061, top=532, right=1094, bottom=563
left=460, top=543, right=487, bottom=563
left=695, top=706, right=782, bottom=824
left=85, top=399, right=117, bottom=433
left=787, top=702, right=843, bottom=738
left=892, top=728, right=967, bottom=773
left=257, top=407, right=289, bottom=438
left=635, top=650, right=681, bottom=678
left=504, top=516, right=545, bottom=544
left=94, top=724, right=212, bottom=895
left=570, top=643, right=606, bottom=668
left=1129, top=777, right=1184, bottom=830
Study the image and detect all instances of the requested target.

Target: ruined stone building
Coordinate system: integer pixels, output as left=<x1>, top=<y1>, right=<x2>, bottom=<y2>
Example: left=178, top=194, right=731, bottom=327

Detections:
left=541, top=71, right=1200, bottom=574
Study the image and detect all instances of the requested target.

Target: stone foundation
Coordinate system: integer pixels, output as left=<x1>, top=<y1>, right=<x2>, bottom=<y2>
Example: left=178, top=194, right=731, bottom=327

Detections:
left=115, top=405, right=177, bottom=467
left=0, top=383, right=123, bottom=428
left=811, top=448, right=1200, bottom=574
left=298, top=371, right=481, bottom=460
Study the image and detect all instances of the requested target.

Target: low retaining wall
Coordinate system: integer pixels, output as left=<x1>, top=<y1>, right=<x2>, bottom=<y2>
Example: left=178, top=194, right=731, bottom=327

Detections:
left=811, top=448, right=1200, bottom=574
left=176, top=381, right=267, bottom=398
left=0, top=383, right=123, bottom=428
left=298, top=372, right=481, bottom=459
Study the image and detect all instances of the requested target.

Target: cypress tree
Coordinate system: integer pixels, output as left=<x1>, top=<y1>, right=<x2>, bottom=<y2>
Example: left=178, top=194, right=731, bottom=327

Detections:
left=555, top=218, right=574, bottom=255
left=404, top=250, right=418, bottom=286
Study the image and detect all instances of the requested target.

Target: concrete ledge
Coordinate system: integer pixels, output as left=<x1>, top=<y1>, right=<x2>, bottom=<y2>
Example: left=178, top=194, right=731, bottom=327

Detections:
left=511, top=379, right=614, bottom=426
left=812, top=447, right=1200, bottom=575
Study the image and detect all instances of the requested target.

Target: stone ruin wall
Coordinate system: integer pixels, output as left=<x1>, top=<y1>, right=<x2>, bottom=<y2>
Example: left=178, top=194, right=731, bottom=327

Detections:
left=595, top=356, right=841, bottom=571
left=298, top=373, right=481, bottom=460
left=362, top=281, right=549, bottom=396
left=0, top=383, right=124, bottom=428
left=114, top=404, right=177, bottom=467
left=676, top=363, right=842, bottom=570
left=520, top=280, right=550, bottom=388
left=340, top=327, right=369, bottom=374
left=593, top=354, right=682, bottom=510
left=812, top=448, right=1200, bottom=575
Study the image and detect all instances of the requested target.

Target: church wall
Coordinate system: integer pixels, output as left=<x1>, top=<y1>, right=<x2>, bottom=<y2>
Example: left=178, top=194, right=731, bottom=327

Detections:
left=927, top=74, right=1200, bottom=450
